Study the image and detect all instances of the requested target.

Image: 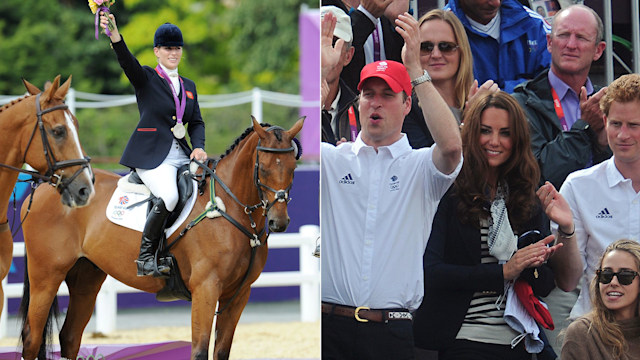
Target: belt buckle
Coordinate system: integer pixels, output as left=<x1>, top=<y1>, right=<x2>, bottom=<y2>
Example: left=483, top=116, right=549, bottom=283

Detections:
left=354, top=306, right=370, bottom=322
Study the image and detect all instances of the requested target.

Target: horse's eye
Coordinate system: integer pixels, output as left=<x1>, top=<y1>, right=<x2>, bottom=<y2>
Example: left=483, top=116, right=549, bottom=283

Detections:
left=51, top=126, right=67, bottom=139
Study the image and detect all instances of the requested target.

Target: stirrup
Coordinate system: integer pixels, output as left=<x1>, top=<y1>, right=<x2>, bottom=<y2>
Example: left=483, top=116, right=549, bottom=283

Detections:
left=135, top=259, right=170, bottom=277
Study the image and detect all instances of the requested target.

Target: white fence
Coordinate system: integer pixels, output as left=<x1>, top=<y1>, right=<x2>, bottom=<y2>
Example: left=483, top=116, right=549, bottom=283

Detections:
left=0, top=225, right=319, bottom=338
left=0, top=87, right=319, bottom=124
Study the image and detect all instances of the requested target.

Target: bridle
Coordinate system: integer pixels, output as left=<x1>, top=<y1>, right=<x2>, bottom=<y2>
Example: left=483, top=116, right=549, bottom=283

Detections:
left=0, top=93, right=92, bottom=191
left=254, top=126, right=297, bottom=215
left=170, top=125, right=298, bottom=250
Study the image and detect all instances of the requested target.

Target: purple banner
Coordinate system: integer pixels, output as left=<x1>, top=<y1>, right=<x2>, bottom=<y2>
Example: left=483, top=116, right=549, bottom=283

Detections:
left=299, top=8, right=320, bottom=162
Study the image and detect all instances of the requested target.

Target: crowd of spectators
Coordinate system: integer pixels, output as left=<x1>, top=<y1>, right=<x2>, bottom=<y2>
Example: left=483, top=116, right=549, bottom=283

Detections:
left=320, top=1, right=640, bottom=359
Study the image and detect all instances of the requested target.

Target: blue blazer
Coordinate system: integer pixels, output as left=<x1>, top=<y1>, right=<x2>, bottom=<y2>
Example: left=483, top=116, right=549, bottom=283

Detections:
left=112, top=37, right=205, bottom=170
left=413, top=187, right=555, bottom=351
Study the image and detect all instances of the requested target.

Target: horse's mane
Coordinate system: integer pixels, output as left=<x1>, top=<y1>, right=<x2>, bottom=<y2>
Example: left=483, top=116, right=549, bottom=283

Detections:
left=0, top=94, right=30, bottom=114
left=219, top=122, right=284, bottom=160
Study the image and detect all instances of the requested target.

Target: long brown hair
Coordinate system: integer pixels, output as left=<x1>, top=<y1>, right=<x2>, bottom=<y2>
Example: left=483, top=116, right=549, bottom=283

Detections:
left=588, top=239, right=640, bottom=359
left=454, top=92, right=540, bottom=231
left=418, top=9, right=473, bottom=111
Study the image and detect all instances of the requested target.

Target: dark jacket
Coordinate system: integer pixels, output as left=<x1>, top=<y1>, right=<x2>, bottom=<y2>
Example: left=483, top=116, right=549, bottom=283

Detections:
left=413, top=187, right=555, bottom=351
left=322, top=79, right=360, bottom=145
left=512, top=69, right=612, bottom=188
left=112, top=38, right=205, bottom=170
left=341, top=9, right=404, bottom=94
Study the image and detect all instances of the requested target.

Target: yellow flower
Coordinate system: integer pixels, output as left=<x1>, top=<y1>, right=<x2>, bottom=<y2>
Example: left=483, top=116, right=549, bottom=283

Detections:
left=88, top=0, right=98, bottom=14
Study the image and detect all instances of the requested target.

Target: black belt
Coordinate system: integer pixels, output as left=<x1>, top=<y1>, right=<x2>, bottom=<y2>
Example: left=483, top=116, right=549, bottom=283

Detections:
left=322, top=302, right=413, bottom=323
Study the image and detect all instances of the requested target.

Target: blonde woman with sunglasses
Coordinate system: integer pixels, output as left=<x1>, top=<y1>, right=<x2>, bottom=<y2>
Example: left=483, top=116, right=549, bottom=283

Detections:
left=561, top=239, right=640, bottom=360
left=403, top=9, right=498, bottom=149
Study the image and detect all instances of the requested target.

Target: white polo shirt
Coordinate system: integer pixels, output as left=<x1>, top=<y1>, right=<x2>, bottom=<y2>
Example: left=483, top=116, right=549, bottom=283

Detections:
left=321, top=134, right=462, bottom=311
left=554, top=157, right=640, bottom=319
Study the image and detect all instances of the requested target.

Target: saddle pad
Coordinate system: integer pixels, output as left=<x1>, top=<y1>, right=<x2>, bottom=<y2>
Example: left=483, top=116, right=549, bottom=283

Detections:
left=105, top=178, right=198, bottom=238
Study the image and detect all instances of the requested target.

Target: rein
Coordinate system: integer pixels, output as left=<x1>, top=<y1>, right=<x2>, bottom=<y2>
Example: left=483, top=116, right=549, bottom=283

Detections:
left=0, top=93, right=92, bottom=189
left=163, top=126, right=296, bottom=315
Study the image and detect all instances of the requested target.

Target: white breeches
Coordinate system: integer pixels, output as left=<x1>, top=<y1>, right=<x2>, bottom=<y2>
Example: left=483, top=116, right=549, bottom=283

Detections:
left=136, top=140, right=189, bottom=211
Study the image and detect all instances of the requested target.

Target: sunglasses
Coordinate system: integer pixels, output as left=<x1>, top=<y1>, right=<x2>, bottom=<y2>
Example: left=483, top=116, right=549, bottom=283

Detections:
left=596, top=269, right=640, bottom=285
left=420, top=41, right=459, bottom=55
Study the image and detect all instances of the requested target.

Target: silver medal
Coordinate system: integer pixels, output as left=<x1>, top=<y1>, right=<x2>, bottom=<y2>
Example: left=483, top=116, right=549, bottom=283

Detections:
left=172, top=122, right=186, bottom=139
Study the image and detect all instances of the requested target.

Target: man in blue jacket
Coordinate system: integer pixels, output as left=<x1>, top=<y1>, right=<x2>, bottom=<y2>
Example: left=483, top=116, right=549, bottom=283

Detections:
left=446, top=0, right=551, bottom=93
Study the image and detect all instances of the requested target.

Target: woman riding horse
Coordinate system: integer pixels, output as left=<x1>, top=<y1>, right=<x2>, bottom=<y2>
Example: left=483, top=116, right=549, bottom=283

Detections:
left=99, top=12, right=208, bottom=276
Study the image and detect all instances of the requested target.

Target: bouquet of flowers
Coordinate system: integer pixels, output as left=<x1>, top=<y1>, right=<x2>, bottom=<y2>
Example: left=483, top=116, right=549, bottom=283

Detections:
left=88, top=0, right=116, bottom=40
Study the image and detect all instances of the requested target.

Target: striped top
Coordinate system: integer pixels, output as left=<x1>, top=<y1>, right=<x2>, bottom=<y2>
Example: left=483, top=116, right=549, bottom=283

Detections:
left=456, top=218, right=520, bottom=345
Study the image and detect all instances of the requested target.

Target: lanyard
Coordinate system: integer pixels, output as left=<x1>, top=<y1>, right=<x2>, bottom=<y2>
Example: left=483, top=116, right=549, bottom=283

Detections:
left=550, top=87, right=569, bottom=131
left=155, top=65, right=186, bottom=125
left=348, top=106, right=358, bottom=141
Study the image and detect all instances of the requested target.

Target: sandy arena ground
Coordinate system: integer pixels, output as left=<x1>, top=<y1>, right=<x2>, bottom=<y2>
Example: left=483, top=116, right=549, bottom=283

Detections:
left=0, top=321, right=320, bottom=359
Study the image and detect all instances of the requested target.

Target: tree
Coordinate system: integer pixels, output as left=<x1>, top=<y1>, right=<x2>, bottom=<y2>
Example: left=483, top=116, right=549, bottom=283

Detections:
left=0, top=0, right=317, bottom=165
left=227, top=0, right=317, bottom=94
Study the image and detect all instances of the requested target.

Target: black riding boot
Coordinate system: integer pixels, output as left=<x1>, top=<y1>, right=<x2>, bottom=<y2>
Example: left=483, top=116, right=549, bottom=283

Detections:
left=136, top=198, right=171, bottom=276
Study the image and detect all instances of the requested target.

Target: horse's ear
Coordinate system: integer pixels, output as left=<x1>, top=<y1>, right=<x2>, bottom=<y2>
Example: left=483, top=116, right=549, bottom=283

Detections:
left=53, top=75, right=72, bottom=101
left=252, top=116, right=268, bottom=139
left=285, top=116, right=305, bottom=139
left=41, top=75, right=61, bottom=103
left=22, top=78, right=42, bottom=95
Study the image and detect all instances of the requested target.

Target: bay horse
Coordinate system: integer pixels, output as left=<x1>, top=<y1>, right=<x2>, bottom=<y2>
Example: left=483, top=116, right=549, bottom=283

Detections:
left=19, top=116, right=304, bottom=360
left=0, top=75, right=94, bottom=318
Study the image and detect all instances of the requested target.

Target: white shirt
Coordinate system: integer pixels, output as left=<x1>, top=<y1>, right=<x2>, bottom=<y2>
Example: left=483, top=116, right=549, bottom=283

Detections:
left=159, top=63, right=180, bottom=94
left=328, top=88, right=341, bottom=135
left=554, top=157, right=640, bottom=319
left=321, top=134, right=462, bottom=311
left=467, top=13, right=501, bottom=41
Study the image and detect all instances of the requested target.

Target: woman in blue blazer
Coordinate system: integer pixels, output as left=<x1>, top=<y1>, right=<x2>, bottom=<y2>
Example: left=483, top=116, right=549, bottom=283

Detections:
left=413, top=92, right=572, bottom=359
left=100, top=13, right=207, bottom=276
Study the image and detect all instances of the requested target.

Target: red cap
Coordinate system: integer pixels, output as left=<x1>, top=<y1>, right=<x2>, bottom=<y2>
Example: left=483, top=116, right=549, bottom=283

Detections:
left=358, top=60, right=412, bottom=96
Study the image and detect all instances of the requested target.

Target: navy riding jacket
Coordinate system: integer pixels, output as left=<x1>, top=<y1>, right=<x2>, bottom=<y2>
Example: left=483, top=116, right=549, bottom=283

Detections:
left=111, top=37, right=205, bottom=170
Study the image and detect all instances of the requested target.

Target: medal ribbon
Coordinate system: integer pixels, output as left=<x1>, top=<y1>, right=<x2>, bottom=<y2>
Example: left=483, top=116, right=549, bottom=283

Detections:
left=551, top=87, right=568, bottom=131
left=155, top=65, right=186, bottom=125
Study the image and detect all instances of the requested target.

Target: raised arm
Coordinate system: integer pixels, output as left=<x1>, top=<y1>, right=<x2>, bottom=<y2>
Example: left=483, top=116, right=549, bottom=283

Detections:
left=99, top=11, right=121, bottom=43
left=395, top=13, right=461, bottom=174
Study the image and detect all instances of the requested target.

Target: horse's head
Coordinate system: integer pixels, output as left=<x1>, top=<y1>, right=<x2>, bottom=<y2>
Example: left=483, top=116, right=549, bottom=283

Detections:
left=252, top=116, right=304, bottom=232
left=20, top=75, right=95, bottom=207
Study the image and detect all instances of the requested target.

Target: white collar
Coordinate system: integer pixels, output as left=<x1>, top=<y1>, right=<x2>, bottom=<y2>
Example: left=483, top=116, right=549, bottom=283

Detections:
left=467, top=12, right=501, bottom=41
left=159, top=63, right=179, bottom=78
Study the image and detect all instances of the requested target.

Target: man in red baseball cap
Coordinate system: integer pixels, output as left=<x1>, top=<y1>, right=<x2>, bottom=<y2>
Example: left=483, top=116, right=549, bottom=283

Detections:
left=356, top=60, right=413, bottom=150
left=321, top=12, right=463, bottom=359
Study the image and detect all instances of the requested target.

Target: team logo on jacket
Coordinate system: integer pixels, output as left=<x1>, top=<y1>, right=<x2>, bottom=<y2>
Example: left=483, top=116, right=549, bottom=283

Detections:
left=389, top=175, right=399, bottom=192
left=528, top=40, right=539, bottom=52
left=119, top=195, right=129, bottom=205
left=186, top=91, right=194, bottom=99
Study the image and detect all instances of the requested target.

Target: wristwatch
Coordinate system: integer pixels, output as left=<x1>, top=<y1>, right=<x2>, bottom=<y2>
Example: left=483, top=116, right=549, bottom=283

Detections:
left=411, top=69, right=431, bottom=87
